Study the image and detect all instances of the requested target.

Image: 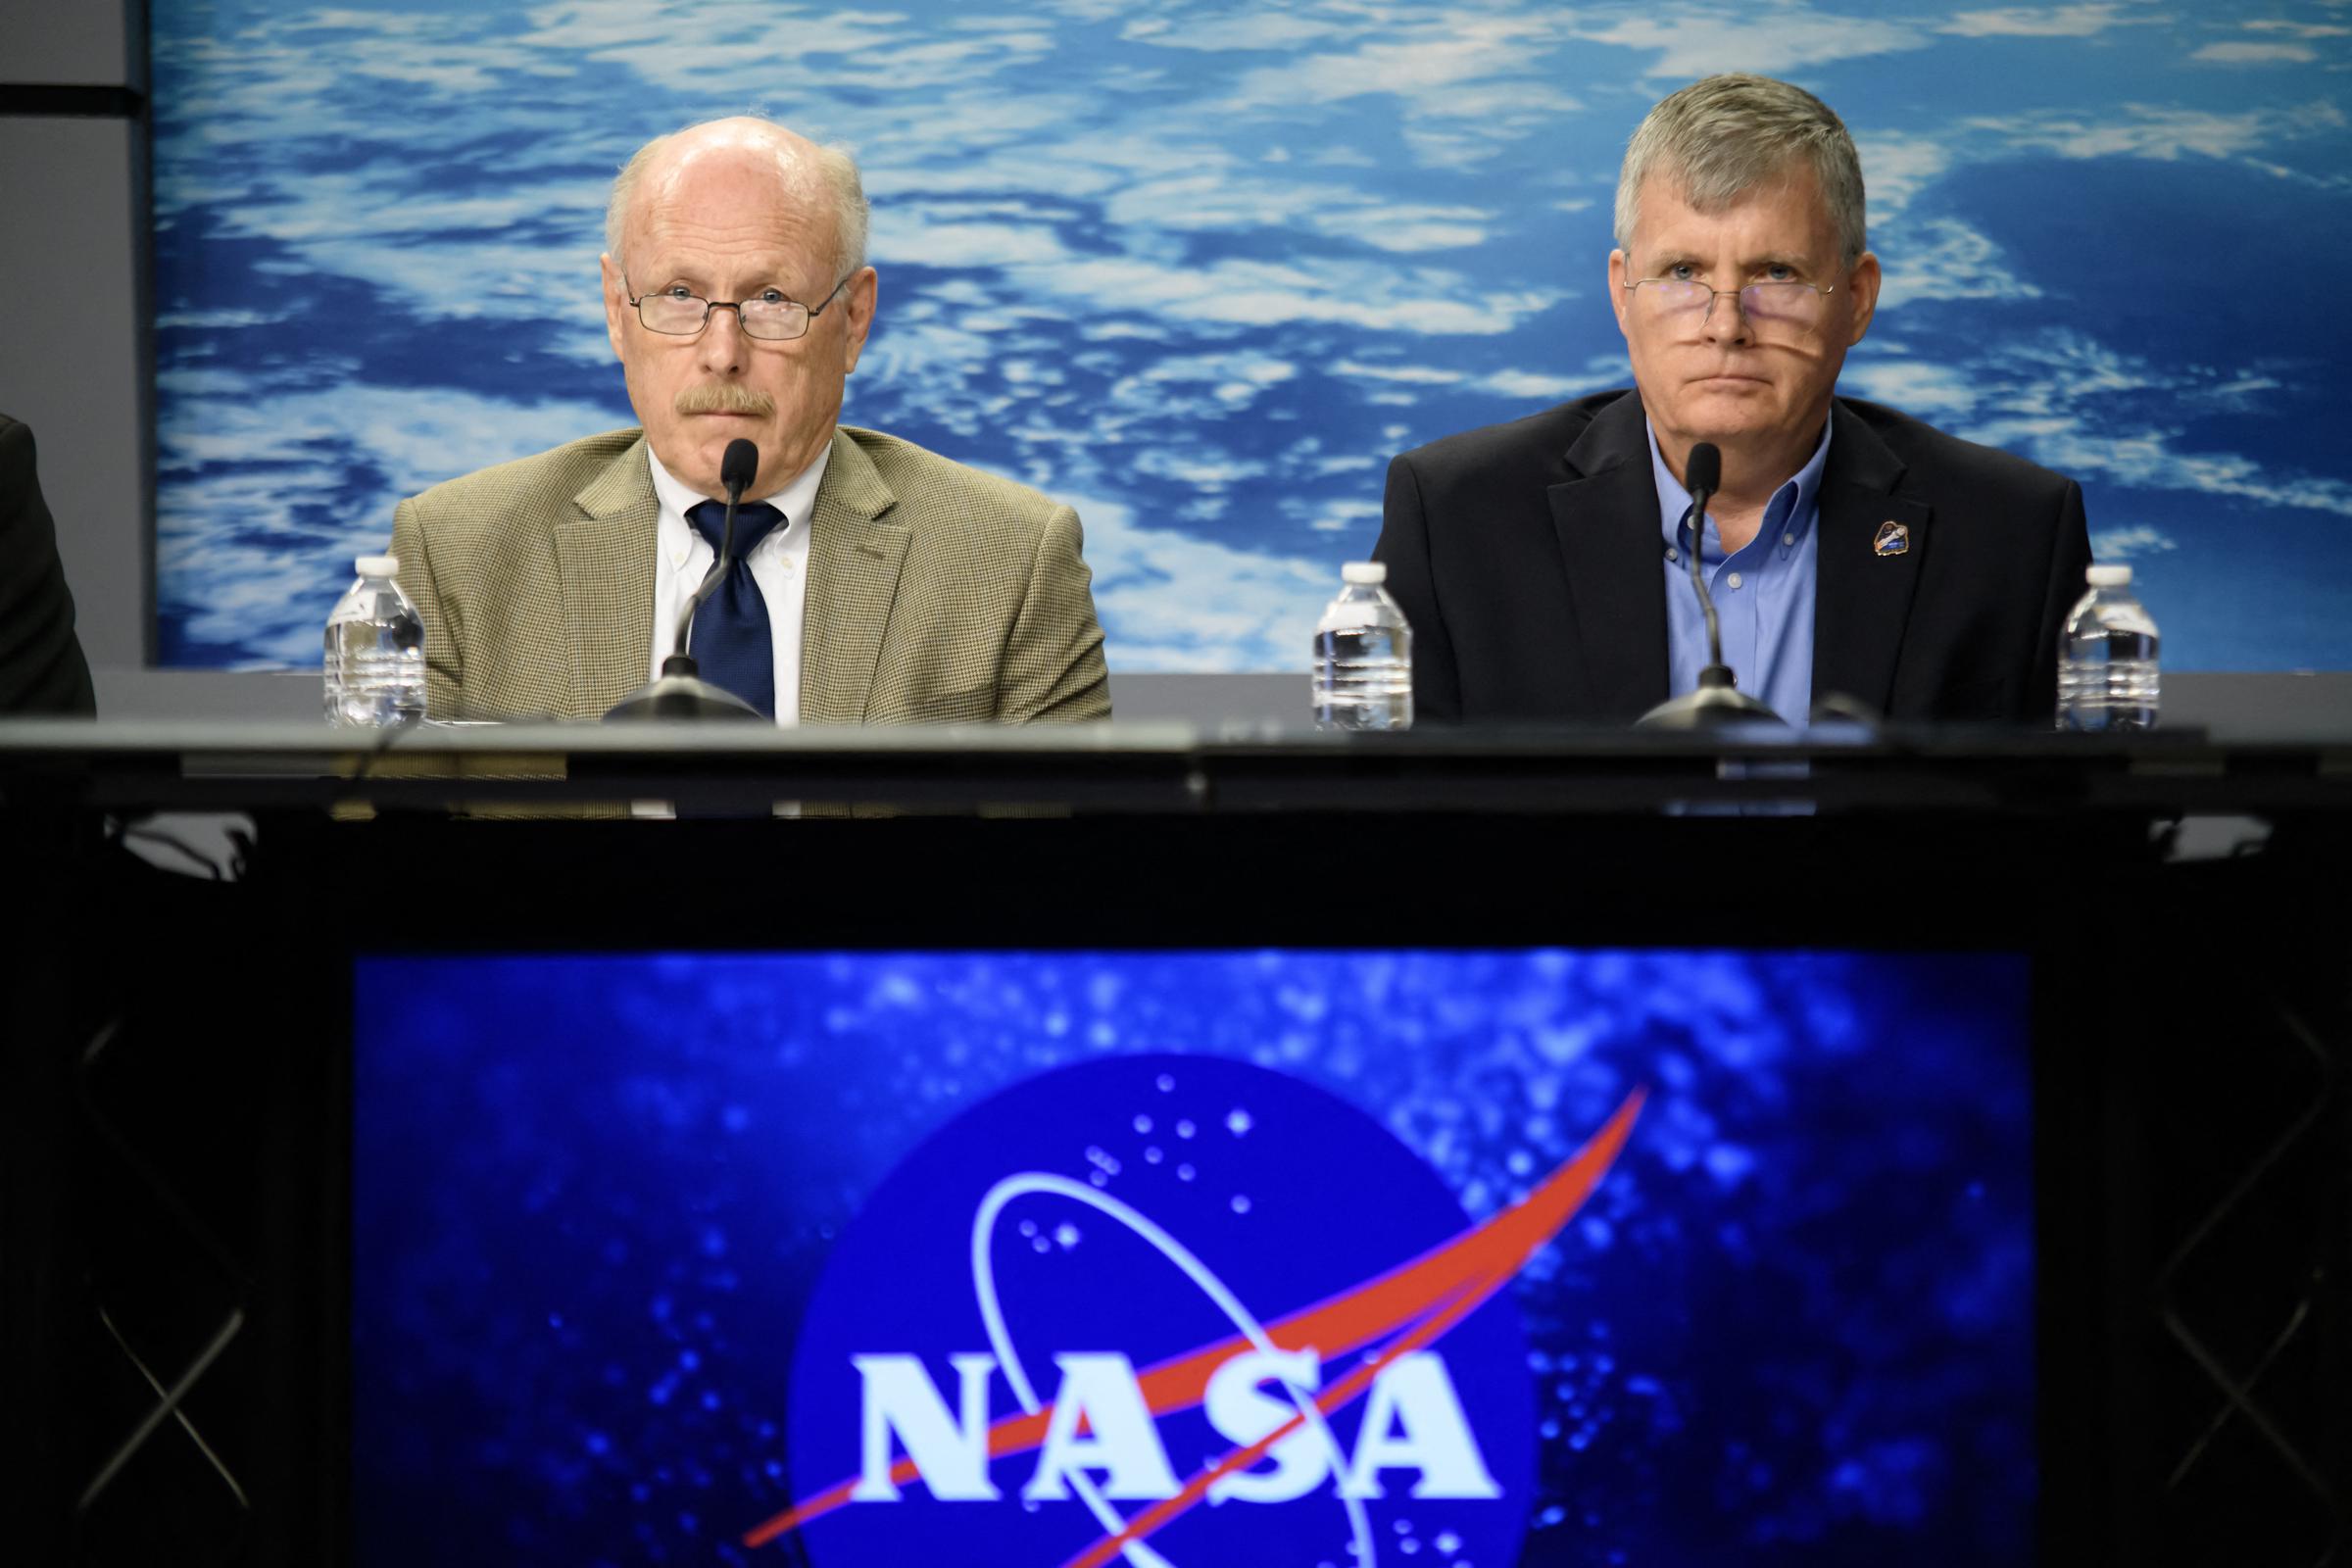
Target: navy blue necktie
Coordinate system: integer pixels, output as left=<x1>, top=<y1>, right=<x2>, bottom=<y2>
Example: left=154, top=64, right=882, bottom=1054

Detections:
left=685, top=499, right=786, bottom=716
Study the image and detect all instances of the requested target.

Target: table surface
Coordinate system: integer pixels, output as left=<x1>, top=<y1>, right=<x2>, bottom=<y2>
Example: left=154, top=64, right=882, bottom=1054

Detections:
left=3, top=715, right=2349, bottom=816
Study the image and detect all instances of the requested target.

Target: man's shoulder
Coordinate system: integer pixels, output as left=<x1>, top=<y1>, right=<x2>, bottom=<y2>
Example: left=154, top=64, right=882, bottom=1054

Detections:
left=839, top=424, right=1066, bottom=531
left=1395, top=391, right=1631, bottom=479
left=0, top=412, right=35, bottom=491
left=1835, top=397, right=2075, bottom=501
left=404, top=428, right=645, bottom=518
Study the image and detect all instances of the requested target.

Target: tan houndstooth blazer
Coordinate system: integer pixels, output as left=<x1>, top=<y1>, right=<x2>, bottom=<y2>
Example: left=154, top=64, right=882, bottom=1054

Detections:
left=387, top=425, right=1110, bottom=723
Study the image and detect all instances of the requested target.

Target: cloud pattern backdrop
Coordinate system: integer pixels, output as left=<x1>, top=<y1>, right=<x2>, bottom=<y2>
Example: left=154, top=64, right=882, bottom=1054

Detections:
left=153, top=0, right=2352, bottom=675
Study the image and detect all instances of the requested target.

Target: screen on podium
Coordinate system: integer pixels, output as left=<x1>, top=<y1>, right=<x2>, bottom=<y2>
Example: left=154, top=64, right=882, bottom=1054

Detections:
left=350, top=949, right=2034, bottom=1567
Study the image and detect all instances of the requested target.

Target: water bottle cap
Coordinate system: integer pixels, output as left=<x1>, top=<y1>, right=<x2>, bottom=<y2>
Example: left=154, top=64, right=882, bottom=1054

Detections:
left=356, top=554, right=400, bottom=578
left=2085, top=564, right=2132, bottom=587
left=1341, top=562, right=1388, bottom=586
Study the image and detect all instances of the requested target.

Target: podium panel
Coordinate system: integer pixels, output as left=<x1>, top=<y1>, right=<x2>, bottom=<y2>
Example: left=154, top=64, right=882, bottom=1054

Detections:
left=5, top=725, right=2346, bottom=1565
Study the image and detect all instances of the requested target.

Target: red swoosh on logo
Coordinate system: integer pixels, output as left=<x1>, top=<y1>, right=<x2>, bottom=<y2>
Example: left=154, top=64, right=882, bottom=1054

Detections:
left=743, top=1086, right=1645, bottom=1555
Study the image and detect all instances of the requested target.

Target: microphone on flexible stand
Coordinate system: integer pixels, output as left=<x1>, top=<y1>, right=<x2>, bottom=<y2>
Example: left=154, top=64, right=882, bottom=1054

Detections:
left=604, top=437, right=770, bottom=722
left=1637, top=441, right=1783, bottom=729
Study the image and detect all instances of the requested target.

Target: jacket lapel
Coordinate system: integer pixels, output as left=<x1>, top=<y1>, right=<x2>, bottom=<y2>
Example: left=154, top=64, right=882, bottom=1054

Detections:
left=553, top=436, right=660, bottom=718
left=1547, top=394, right=1671, bottom=717
left=800, top=429, right=910, bottom=724
left=1812, top=402, right=1929, bottom=717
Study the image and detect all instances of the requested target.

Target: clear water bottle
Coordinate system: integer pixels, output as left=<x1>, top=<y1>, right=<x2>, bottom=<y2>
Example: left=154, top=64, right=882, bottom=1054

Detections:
left=1313, top=561, right=1413, bottom=731
left=323, top=554, right=425, bottom=727
left=2057, top=564, right=2159, bottom=731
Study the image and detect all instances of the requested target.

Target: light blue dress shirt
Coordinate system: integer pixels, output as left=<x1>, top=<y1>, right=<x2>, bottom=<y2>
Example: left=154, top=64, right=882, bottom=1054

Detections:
left=1649, top=418, right=1832, bottom=724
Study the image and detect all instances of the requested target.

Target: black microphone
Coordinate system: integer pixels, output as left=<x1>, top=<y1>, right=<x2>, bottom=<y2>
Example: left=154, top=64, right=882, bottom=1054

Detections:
left=1683, top=441, right=1721, bottom=493
left=602, top=438, right=769, bottom=721
left=1684, top=442, right=1720, bottom=506
left=1637, top=440, right=1782, bottom=728
left=1682, top=442, right=1727, bottom=672
left=673, top=438, right=760, bottom=662
left=721, top=434, right=759, bottom=494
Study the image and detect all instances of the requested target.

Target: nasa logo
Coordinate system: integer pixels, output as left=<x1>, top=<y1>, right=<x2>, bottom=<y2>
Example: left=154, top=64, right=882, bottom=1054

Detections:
left=748, top=1055, right=1641, bottom=1566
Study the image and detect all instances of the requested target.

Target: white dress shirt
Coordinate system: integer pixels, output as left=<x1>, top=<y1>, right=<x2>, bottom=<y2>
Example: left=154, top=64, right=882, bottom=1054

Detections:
left=646, top=443, right=830, bottom=726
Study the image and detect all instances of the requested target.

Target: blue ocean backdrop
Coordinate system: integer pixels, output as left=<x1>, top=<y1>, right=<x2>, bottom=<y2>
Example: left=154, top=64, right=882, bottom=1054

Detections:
left=152, top=0, right=2352, bottom=673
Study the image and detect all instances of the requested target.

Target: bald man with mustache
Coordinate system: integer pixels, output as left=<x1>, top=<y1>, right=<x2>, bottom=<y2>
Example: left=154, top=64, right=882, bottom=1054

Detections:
left=387, top=117, right=1109, bottom=724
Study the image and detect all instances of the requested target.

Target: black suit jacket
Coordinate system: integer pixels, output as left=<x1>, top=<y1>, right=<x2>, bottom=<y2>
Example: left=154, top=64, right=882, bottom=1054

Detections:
left=1374, top=390, right=2092, bottom=725
left=0, top=415, right=96, bottom=716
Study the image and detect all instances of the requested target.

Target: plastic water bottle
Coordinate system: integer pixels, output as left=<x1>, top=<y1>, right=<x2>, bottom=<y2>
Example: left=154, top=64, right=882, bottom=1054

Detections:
left=2057, top=564, right=2159, bottom=731
left=323, top=554, right=425, bottom=726
left=1313, top=562, right=1413, bottom=730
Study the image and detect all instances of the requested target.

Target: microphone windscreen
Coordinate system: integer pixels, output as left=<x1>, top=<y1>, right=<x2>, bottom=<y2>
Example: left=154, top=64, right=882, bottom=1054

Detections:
left=1685, top=442, right=1721, bottom=497
left=720, top=438, right=760, bottom=497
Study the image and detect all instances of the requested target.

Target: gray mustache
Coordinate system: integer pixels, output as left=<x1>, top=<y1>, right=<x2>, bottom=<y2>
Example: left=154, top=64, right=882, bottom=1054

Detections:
left=674, top=383, right=777, bottom=417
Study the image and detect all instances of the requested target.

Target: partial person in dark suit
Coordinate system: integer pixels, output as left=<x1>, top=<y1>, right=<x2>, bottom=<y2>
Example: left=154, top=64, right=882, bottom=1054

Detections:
left=1376, top=74, right=2090, bottom=726
left=0, top=415, right=96, bottom=715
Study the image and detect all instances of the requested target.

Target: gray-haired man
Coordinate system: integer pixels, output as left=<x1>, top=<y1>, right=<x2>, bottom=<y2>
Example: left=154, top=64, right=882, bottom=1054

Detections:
left=389, top=116, right=1109, bottom=725
left=1375, top=74, right=2091, bottom=726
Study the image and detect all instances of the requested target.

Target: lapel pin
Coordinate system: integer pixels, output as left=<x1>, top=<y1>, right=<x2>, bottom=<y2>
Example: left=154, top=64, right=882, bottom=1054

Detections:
left=1872, top=520, right=1910, bottom=558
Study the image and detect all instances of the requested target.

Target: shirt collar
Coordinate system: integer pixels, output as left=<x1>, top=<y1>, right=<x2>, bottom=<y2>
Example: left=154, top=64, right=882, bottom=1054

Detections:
left=1646, top=414, right=1834, bottom=561
left=646, top=435, right=834, bottom=538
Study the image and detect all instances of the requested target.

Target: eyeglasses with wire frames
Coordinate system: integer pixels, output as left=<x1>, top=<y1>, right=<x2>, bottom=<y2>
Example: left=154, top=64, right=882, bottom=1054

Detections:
left=1622, top=270, right=1839, bottom=327
left=622, top=270, right=858, bottom=341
